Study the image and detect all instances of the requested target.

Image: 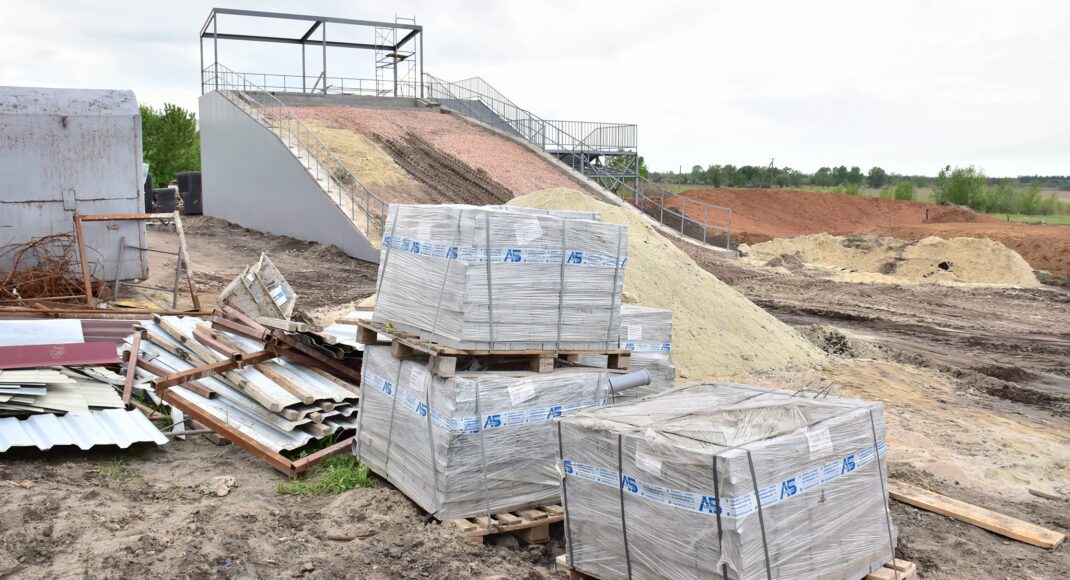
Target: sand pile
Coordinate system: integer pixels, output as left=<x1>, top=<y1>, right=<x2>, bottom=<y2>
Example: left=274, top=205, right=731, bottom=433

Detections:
left=741, top=233, right=1041, bottom=287
left=508, top=188, right=826, bottom=378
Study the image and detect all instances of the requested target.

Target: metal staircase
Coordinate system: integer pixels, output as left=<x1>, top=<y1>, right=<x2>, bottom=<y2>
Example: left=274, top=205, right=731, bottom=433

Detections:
left=201, top=64, right=389, bottom=238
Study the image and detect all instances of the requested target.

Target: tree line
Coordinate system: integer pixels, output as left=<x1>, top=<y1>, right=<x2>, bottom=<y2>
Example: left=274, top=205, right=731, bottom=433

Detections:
left=141, top=103, right=200, bottom=188
left=652, top=163, right=1068, bottom=215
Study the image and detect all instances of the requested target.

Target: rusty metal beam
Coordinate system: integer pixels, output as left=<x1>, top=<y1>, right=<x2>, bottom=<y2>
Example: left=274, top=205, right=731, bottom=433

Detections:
left=152, top=349, right=275, bottom=390
left=270, top=330, right=361, bottom=383
left=158, top=388, right=296, bottom=475
left=193, top=326, right=244, bottom=360
left=291, top=436, right=357, bottom=475
left=76, top=212, right=177, bottom=222
left=211, top=314, right=269, bottom=341
left=133, top=353, right=215, bottom=399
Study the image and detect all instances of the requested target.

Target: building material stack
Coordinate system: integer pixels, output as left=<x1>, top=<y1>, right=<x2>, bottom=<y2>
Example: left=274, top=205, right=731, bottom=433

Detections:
left=557, top=382, right=896, bottom=580
left=356, top=204, right=630, bottom=522
left=581, top=304, right=674, bottom=398
left=372, top=204, right=627, bottom=351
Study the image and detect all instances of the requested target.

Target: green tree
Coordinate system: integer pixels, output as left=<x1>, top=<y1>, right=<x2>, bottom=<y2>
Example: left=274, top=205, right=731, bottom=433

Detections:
left=832, top=165, right=849, bottom=185
left=933, top=165, right=986, bottom=207
left=846, top=166, right=865, bottom=185
left=812, top=167, right=833, bottom=187
left=141, top=103, right=200, bottom=187
left=892, top=180, right=916, bottom=201
left=866, top=167, right=888, bottom=188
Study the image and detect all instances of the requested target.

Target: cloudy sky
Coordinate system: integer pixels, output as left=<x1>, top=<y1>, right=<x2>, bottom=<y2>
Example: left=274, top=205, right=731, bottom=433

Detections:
left=2, top=0, right=1067, bottom=176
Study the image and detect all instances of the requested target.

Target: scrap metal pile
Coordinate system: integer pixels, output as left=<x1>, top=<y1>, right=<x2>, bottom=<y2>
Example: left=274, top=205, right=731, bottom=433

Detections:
left=0, top=319, right=167, bottom=451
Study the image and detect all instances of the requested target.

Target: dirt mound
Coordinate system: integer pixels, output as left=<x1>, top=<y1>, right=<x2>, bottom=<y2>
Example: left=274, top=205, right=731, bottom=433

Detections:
left=925, top=203, right=979, bottom=223
left=294, top=107, right=578, bottom=197
left=665, top=188, right=996, bottom=244
left=508, top=188, right=826, bottom=378
left=741, top=233, right=1041, bottom=287
left=871, top=222, right=1070, bottom=278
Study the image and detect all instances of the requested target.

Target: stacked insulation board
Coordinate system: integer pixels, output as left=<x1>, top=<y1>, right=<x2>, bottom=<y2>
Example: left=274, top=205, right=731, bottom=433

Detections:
left=581, top=304, right=674, bottom=398
left=558, top=382, right=895, bottom=580
left=357, top=345, right=613, bottom=519
left=372, top=204, right=628, bottom=351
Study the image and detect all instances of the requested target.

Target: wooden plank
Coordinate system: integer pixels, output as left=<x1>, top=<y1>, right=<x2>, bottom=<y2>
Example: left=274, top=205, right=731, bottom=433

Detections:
left=515, top=508, right=550, bottom=521
left=74, top=214, right=94, bottom=306
left=889, top=482, right=1065, bottom=549
left=256, top=316, right=309, bottom=333
left=122, top=331, right=142, bottom=404
left=494, top=512, right=524, bottom=526
left=171, top=212, right=201, bottom=310
left=255, top=363, right=314, bottom=405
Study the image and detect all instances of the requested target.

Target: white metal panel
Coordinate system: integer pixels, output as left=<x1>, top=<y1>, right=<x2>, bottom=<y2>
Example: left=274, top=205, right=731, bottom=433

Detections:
left=0, top=87, right=147, bottom=280
left=0, top=409, right=166, bottom=452
left=198, top=91, right=379, bottom=262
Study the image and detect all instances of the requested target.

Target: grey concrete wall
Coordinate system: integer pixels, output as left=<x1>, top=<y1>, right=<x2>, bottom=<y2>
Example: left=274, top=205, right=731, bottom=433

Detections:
left=0, top=87, right=147, bottom=281
left=199, top=91, right=379, bottom=263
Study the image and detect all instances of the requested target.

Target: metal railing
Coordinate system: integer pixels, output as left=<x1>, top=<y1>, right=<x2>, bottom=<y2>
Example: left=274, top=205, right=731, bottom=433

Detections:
left=422, top=74, right=636, bottom=155
left=202, top=64, right=389, bottom=236
left=211, top=71, right=422, bottom=97
left=635, top=179, right=733, bottom=249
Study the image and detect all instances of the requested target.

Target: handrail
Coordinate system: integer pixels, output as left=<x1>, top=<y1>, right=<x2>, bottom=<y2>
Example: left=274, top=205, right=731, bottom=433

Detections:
left=636, top=178, right=733, bottom=249
left=201, top=64, right=389, bottom=236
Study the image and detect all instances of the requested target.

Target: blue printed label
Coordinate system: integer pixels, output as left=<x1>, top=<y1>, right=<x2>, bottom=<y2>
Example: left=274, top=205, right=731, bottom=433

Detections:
left=562, top=441, right=887, bottom=520
left=381, top=234, right=627, bottom=269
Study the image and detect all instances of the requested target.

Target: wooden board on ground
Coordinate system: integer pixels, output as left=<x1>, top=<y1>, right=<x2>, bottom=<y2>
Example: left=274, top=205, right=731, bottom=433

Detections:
left=889, top=481, right=1065, bottom=550
left=555, top=555, right=916, bottom=580
left=446, top=504, right=564, bottom=544
left=341, top=319, right=629, bottom=377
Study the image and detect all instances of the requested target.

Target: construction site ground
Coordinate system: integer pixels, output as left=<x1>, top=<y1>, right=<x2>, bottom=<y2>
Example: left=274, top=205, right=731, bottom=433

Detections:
left=3, top=215, right=1067, bottom=579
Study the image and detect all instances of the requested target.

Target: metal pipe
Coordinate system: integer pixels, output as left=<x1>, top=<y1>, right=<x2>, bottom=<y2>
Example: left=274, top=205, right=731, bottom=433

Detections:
left=213, top=16, right=219, bottom=91
left=321, top=22, right=327, bottom=94
left=609, top=370, right=651, bottom=394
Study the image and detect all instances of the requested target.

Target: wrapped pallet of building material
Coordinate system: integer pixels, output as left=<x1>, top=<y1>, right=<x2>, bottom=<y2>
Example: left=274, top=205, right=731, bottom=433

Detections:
left=558, top=382, right=895, bottom=580
left=373, top=204, right=627, bottom=351
left=582, top=304, right=674, bottom=398
left=357, top=345, right=612, bottom=519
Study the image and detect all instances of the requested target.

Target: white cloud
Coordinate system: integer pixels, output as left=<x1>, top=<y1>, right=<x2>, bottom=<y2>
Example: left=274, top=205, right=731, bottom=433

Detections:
left=2, top=0, right=1067, bottom=175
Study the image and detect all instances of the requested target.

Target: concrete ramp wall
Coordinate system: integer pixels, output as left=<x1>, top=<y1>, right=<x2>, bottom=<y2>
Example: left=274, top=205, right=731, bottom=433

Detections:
left=199, top=91, right=379, bottom=263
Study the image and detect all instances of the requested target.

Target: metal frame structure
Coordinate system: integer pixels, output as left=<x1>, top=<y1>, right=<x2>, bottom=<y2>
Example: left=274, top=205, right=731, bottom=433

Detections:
left=199, top=8, right=423, bottom=97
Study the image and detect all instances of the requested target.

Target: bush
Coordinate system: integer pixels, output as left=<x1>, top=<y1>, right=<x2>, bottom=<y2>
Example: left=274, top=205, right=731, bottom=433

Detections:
left=934, top=166, right=986, bottom=207
left=837, top=182, right=864, bottom=196
left=878, top=186, right=895, bottom=200
left=892, top=181, right=916, bottom=201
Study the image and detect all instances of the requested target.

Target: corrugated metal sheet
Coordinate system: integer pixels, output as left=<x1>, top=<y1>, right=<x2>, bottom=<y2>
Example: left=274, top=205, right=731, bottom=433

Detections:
left=0, top=342, right=120, bottom=369
left=0, top=409, right=167, bottom=452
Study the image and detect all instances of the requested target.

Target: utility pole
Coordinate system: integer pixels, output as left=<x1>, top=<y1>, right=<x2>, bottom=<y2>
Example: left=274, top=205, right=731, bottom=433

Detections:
left=766, top=157, right=776, bottom=188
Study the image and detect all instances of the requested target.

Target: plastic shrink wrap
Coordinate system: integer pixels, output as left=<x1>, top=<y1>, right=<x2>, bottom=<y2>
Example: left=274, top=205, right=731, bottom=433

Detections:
left=357, top=345, right=614, bottom=519
left=582, top=304, right=674, bottom=398
left=558, top=382, right=896, bottom=580
left=372, top=204, right=627, bottom=351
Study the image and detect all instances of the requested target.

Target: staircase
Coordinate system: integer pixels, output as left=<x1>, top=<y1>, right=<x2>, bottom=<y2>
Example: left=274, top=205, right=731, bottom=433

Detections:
left=202, top=64, right=389, bottom=240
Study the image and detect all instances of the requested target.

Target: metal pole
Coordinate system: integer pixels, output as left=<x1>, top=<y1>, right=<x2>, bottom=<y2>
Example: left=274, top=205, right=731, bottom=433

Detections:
left=199, top=36, right=204, bottom=94
left=212, top=16, right=218, bottom=91
left=419, top=31, right=424, bottom=98
left=302, top=44, right=306, bottom=93
left=321, top=22, right=327, bottom=94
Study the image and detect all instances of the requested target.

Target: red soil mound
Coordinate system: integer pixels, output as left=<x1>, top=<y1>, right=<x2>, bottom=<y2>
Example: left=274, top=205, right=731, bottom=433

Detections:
left=667, top=188, right=996, bottom=244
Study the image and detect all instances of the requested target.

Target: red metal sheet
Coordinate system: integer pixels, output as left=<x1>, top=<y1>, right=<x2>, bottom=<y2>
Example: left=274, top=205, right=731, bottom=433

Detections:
left=0, top=342, right=120, bottom=369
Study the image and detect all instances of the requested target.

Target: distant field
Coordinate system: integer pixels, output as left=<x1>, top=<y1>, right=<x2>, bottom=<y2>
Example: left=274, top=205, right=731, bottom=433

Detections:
left=989, top=213, right=1070, bottom=225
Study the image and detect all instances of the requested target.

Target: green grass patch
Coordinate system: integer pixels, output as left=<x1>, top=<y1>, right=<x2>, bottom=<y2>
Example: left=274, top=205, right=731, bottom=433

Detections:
left=989, top=213, right=1070, bottom=225
left=275, top=457, right=375, bottom=496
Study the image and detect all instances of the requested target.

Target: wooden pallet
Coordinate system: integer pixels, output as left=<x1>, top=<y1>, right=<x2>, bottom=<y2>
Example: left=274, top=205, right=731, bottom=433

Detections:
left=446, top=504, right=564, bottom=544
left=555, top=555, right=917, bottom=580
left=343, top=319, right=629, bottom=377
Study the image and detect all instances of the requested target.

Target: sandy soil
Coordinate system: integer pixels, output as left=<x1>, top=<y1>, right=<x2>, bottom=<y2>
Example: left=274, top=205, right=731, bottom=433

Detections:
left=871, top=221, right=1070, bottom=278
